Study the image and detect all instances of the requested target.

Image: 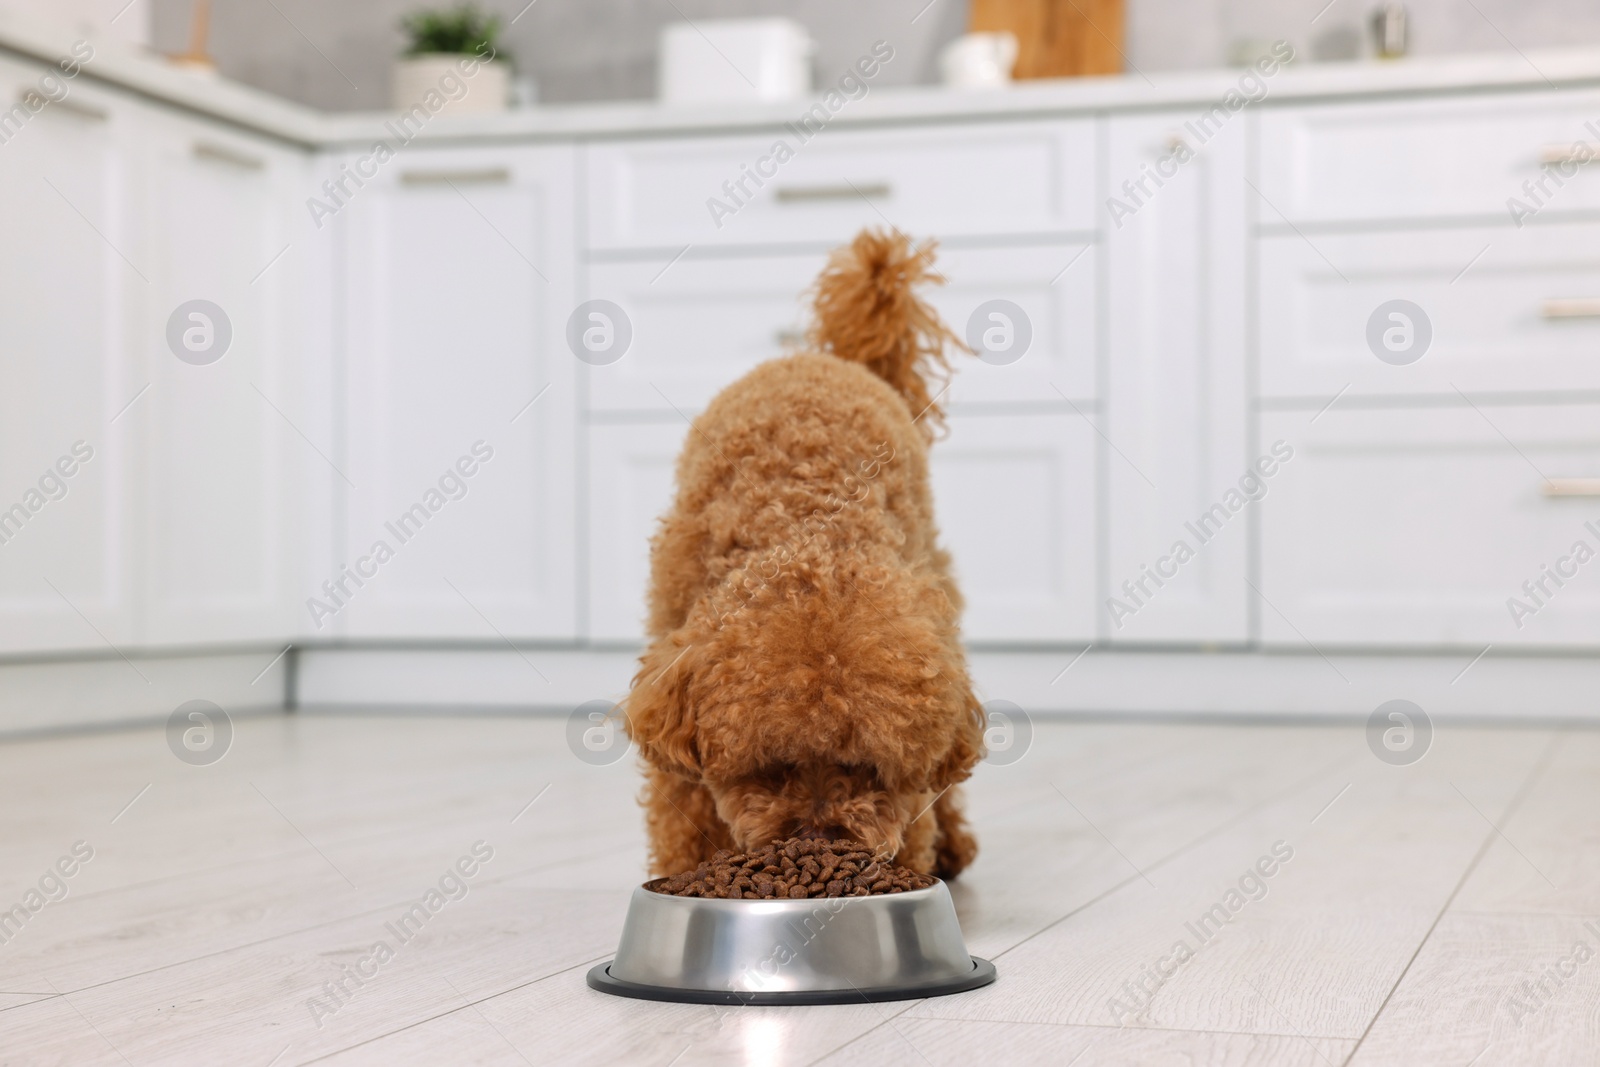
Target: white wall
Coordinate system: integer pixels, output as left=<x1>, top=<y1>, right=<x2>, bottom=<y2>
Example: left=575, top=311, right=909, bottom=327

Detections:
left=0, top=0, right=148, bottom=46
left=1134, top=0, right=1600, bottom=68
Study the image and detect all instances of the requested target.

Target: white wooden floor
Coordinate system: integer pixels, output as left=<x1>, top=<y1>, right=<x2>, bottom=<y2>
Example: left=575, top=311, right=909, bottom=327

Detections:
left=0, top=713, right=1592, bottom=1066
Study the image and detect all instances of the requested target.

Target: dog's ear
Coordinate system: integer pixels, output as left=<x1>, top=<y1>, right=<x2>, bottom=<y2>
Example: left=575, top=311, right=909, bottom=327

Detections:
left=933, top=693, right=986, bottom=790
left=624, top=636, right=701, bottom=778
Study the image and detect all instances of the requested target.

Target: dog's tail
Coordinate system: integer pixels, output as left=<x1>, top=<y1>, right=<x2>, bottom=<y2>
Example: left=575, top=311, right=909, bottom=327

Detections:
left=807, top=229, right=967, bottom=435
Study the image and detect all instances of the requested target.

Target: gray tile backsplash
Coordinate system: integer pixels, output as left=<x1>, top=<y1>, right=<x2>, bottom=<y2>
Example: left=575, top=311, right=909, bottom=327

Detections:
left=149, top=0, right=1600, bottom=112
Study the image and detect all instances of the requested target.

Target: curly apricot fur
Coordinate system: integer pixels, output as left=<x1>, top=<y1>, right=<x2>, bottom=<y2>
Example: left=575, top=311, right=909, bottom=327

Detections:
left=624, top=229, right=984, bottom=879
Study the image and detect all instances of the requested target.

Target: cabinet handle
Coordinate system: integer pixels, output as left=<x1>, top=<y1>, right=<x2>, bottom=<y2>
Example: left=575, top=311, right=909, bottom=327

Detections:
left=774, top=328, right=804, bottom=347
left=193, top=140, right=264, bottom=170
left=1539, top=143, right=1600, bottom=165
left=773, top=182, right=890, bottom=203
left=1541, top=298, right=1600, bottom=319
left=400, top=167, right=510, bottom=186
left=20, top=91, right=107, bottom=122
left=1542, top=478, right=1600, bottom=497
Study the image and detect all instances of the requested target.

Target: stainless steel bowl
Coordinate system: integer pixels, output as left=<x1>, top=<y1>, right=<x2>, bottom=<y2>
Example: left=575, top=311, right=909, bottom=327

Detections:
left=587, top=879, right=996, bottom=1005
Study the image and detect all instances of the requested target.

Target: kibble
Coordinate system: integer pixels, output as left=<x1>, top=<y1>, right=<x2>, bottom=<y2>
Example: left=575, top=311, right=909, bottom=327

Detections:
left=651, top=838, right=936, bottom=899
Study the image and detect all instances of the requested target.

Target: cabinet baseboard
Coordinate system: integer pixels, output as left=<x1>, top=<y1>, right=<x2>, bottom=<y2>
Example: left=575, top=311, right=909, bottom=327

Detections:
left=0, top=647, right=293, bottom=738
left=296, top=644, right=1600, bottom=723
left=8, top=643, right=1594, bottom=736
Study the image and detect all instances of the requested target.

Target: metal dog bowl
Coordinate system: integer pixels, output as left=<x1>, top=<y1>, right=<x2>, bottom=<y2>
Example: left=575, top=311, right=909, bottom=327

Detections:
left=587, top=878, right=996, bottom=1005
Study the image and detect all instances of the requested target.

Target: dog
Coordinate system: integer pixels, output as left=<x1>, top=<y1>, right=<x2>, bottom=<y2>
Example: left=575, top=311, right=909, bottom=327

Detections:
left=623, top=229, right=985, bottom=879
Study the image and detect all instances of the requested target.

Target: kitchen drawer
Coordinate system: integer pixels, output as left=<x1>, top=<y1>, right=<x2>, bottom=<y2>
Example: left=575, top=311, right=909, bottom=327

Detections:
left=585, top=119, right=1095, bottom=249
left=584, top=244, right=1096, bottom=413
left=1259, top=223, right=1600, bottom=399
left=1258, top=91, right=1600, bottom=223
left=1259, top=406, right=1600, bottom=648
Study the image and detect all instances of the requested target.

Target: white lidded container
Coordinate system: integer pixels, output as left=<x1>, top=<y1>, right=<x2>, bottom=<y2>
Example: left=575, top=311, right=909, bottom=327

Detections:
left=658, top=18, right=813, bottom=104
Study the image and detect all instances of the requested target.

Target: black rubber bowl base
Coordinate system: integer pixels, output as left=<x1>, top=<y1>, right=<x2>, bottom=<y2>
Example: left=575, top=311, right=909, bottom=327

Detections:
left=586, top=957, right=995, bottom=1005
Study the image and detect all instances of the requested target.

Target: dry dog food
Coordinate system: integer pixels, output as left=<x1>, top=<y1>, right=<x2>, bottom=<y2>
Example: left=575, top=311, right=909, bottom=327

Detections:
left=651, top=838, right=937, bottom=899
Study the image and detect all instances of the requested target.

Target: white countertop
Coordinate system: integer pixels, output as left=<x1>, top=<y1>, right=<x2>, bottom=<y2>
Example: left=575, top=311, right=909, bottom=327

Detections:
left=6, top=8, right=1600, bottom=149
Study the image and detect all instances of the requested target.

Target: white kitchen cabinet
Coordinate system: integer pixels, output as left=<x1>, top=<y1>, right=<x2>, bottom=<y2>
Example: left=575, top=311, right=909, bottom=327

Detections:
left=1104, top=111, right=1250, bottom=642
left=1257, top=90, right=1600, bottom=224
left=585, top=119, right=1096, bottom=250
left=136, top=107, right=317, bottom=646
left=583, top=242, right=1096, bottom=415
left=1259, top=405, right=1600, bottom=648
left=20, top=33, right=1600, bottom=680
left=587, top=411, right=1095, bottom=644
left=340, top=145, right=577, bottom=640
left=0, top=59, right=139, bottom=653
left=1259, top=222, right=1600, bottom=400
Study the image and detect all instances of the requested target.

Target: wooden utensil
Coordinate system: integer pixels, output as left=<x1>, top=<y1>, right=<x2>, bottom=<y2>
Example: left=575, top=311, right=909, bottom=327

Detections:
left=169, top=0, right=218, bottom=73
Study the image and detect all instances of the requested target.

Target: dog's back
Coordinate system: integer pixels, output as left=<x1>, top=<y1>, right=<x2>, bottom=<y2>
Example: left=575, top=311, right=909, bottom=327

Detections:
left=645, top=352, right=948, bottom=640
left=646, top=230, right=965, bottom=638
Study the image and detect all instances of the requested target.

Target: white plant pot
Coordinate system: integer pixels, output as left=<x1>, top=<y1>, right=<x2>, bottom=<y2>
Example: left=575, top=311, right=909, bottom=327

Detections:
left=391, top=54, right=508, bottom=115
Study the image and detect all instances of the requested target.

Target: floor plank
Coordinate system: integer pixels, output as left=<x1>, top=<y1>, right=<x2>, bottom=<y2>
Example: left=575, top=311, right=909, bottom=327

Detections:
left=1349, top=912, right=1600, bottom=1066
left=1451, top=729, right=1600, bottom=918
left=312, top=964, right=924, bottom=1067
left=815, top=1016, right=1358, bottom=1067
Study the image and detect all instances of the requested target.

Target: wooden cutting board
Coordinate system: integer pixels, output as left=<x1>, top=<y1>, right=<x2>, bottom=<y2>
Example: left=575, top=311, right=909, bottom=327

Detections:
left=968, top=0, right=1125, bottom=78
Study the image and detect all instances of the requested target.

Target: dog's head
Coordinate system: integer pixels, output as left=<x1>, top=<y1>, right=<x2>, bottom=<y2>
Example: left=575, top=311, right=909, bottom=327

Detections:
left=625, top=564, right=983, bottom=861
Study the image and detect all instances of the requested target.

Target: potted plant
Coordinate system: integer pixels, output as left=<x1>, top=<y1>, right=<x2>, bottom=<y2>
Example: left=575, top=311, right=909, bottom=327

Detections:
left=391, top=5, right=508, bottom=114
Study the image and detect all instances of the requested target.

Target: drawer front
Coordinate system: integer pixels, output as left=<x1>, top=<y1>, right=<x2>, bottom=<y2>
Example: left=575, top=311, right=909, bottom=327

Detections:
left=1259, top=406, right=1600, bottom=648
left=584, top=243, right=1096, bottom=413
left=1258, top=91, right=1600, bottom=223
left=1259, top=223, right=1600, bottom=399
left=586, top=119, right=1095, bottom=249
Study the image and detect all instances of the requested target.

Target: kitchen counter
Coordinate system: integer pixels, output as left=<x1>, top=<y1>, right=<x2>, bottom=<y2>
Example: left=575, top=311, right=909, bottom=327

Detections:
left=6, top=8, right=1600, bottom=150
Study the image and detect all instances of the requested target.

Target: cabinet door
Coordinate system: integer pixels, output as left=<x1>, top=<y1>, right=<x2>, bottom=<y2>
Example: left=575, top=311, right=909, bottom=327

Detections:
left=138, top=109, right=315, bottom=645
left=0, top=61, right=138, bottom=652
left=585, top=422, right=688, bottom=642
left=1104, top=112, right=1249, bottom=642
left=585, top=244, right=1095, bottom=416
left=586, top=412, right=1095, bottom=645
left=341, top=146, right=577, bottom=639
left=1259, top=406, right=1600, bottom=648
left=933, top=412, right=1096, bottom=642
